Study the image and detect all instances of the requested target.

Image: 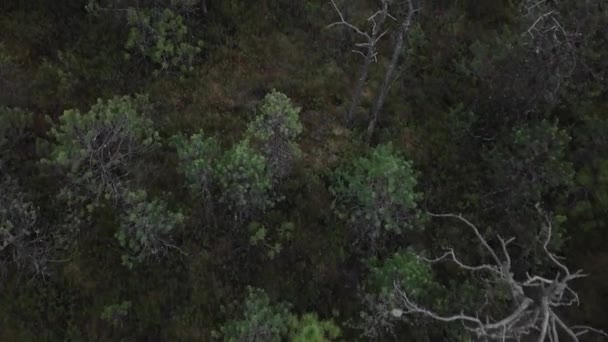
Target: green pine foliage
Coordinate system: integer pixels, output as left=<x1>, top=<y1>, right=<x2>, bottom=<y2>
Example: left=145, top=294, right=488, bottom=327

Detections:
left=220, top=287, right=340, bottom=342
left=100, top=301, right=132, bottom=328
left=367, top=251, right=441, bottom=303
left=216, top=140, right=273, bottom=222
left=331, top=143, right=422, bottom=249
left=246, top=89, right=303, bottom=180
left=289, top=313, right=341, bottom=342
left=2, top=0, right=608, bottom=340
left=125, top=7, right=202, bottom=74
left=220, top=287, right=294, bottom=342
left=485, top=120, right=575, bottom=207
left=176, top=131, right=275, bottom=222
left=116, top=190, right=184, bottom=269
left=44, top=96, right=159, bottom=203
left=174, top=130, right=221, bottom=199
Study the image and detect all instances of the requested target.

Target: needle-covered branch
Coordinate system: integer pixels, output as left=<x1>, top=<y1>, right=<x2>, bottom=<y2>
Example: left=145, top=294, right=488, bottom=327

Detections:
left=44, top=96, right=159, bottom=205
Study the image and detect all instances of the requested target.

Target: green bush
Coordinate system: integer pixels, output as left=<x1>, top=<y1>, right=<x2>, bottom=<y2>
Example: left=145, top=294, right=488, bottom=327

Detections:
left=289, top=313, right=340, bottom=342
left=174, top=130, right=221, bottom=200
left=485, top=120, right=574, bottom=205
left=44, top=96, right=159, bottom=204
left=125, top=8, right=202, bottom=74
left=368, top=251, right=440, bottom=302
left=175, top=131, right=273, bottom=223
left=246, top=90, right=303, bottom=181
left=331, top=144, right=422, bottom=249
left=220, top=287, right=293, bottom=342
left=216, top=140, right=273, bottom=223
left=483, top=120, right=574, bottom=248
left=220, top=287, right=340, bottom=342
left=101, top=301, right=131, bottom=328
left=116, top=190, right=184, bottom=269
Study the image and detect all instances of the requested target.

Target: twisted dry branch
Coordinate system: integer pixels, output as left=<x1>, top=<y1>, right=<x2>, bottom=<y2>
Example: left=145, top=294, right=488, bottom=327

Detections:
left=392, top=209, right=606, bottom=341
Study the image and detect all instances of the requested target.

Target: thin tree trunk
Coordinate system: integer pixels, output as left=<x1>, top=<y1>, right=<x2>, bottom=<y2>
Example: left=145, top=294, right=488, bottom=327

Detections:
left=367, top=2, right=414, bottom=144
left=344, top=4, right=389, bottom=125
left=347, top=47, right=374, bottom=124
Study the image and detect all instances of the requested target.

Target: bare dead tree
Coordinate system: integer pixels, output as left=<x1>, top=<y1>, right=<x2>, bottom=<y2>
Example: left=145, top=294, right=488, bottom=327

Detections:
left=391, top=208, right=607, bottom=341
left=0, top=174, right=53, bottom=281
left=327, top=0, right=393, bottom=124
left=367, top=0, right=417, bottom=144
left=521, top=0, right=566, bottom=39
left=519, top=0, right=580, bottom=103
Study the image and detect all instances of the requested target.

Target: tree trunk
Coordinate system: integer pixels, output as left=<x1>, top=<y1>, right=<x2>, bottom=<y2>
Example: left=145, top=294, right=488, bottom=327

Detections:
left=367, top=4, right=414, bottom=144
left=345, top=4, right=389, bottom=125
left=346, top=48, right=374, bottom=124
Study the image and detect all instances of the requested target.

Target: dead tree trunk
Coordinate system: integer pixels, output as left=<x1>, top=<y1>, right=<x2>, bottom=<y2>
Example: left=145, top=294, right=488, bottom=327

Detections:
left=347, top=41, right=376, bottom=124
left=346, top=3, right=390, bottom=125
left=328, top=0, right=391, bottom=125
left=367, top=0, right=415, bottom=144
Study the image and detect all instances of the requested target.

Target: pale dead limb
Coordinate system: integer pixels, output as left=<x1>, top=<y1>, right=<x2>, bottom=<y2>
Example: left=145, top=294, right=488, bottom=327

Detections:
left=327, top=0, right=392, bottom=124
left=392, top=208, right=606, bottom=341
left=519, top=0, right=579, bottom=101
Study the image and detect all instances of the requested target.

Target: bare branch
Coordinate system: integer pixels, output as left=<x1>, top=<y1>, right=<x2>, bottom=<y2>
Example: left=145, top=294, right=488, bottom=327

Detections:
left=327, top=0, right=392, bottom=123
left=419, top=248, right=500, bottom=274
left=326, top=0, right=370, bottom=39
left=352, top=49, right=367, bottom=59
left=392, top=209, right=602, bottom=341
left=552, top=312, right=580, bottom=342
left=525, top=10, right=556, bottom=38
left=571, top=325, right=608, bottom=338
left=537, top=205, right=570, bottom=276
left=537, top=299, right=550, bottom=342
left=427, top=212, right=503, bottom=267
left=498, top=235, right=515, bottom=268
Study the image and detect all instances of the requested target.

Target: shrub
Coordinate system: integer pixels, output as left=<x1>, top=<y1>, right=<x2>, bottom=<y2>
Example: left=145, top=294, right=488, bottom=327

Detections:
left=45, top=96, right=159, bottom=203
left=101, top=301, right=132, bottom=328
left=216, top=140, right=273, bottom=223
left=220, top=287, right=340, bottom=342
left=174, top=131, right=221, bottom=200
left=331, top=144, right=422, bottom=250
left=220, top=287, right=293, bottom=342
left=246, top=90, right=303, bottom=181
left=116, top=190, right=184, bottom=268
left=125, top=8, right=202, bottom=74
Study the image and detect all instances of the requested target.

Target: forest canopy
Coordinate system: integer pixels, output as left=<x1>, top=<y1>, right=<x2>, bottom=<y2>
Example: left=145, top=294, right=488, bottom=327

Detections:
left=1, top=0, right=607, bottom=340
